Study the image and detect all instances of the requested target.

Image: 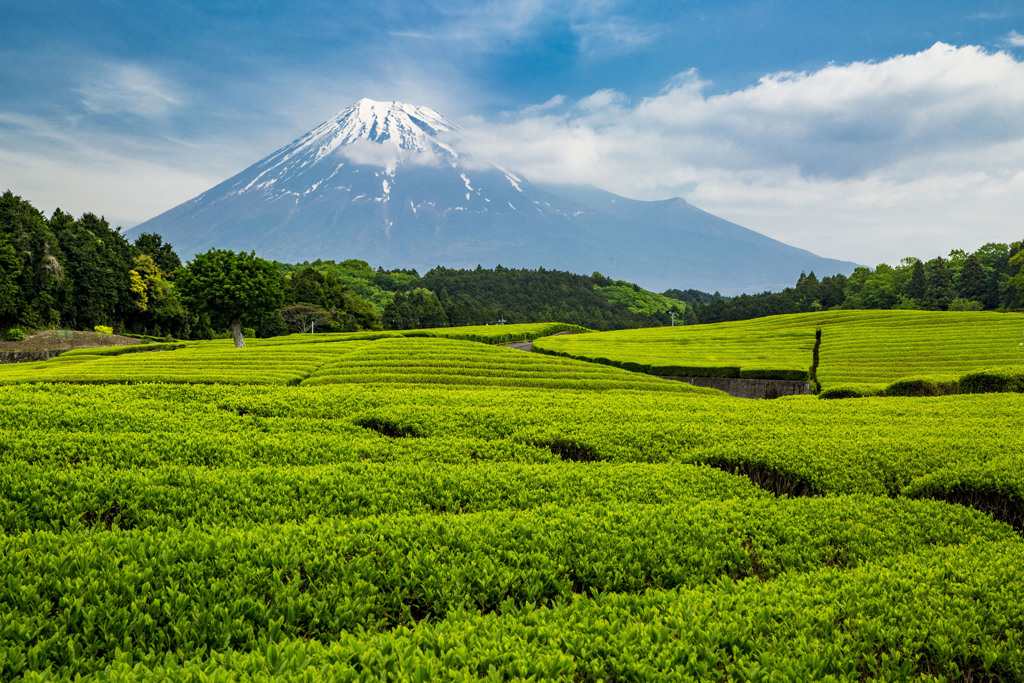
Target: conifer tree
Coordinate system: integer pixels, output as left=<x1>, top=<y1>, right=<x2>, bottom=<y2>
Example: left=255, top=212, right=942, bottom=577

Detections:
left=906, top=260, right=927, bottom=303
left=924, top=257, right=954, bottom=311
left=957, top=253, right=986, bottom=302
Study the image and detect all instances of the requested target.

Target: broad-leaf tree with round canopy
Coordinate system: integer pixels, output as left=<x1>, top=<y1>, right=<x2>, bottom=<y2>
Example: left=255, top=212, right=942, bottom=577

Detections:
left=177, top=248, right=283, bottom=347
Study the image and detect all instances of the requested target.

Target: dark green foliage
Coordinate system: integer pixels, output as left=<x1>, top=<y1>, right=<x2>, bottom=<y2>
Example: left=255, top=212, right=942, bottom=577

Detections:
left=958, top=367, right=1024, bottom=394
left=958, top=253, right=987, bottom=302
left=663, top=288, right=717, bottom=307
left=924, top=257, right=955, bottom=311
left=177, top=249, right=284, bottom=347
left=133, top=232, right=181, bottom=276
left=883, top=377, right=959, bottom=397
left=283, top=266, right=382, bottom=332
left=0, top=239, right=21, bottom=319
left=0, top=190, right=68, bottom=328
left=416, top=266, right=675, bottom=330
left=383, top=288, right=448, bottom=330
left=695, top=273, right=848, bottom=324
left=1008, top=245, right=1024, bottom=309
left=649, top=364, right=742, bottom=378
left=51, top=209, right=135, bottom=329
left=906, top=259, right=927, bottom=302
left=690, top=241, right=1024, bottom=326
left=0, top=191, right=189, bottom=336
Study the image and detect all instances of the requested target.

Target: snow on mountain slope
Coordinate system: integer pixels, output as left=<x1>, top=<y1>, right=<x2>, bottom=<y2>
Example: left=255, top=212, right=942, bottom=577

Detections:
left=129, top=99, right=856, bottom=294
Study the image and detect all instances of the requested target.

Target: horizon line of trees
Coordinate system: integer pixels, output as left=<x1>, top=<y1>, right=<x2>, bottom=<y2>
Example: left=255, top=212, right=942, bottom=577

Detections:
left=4, top=190, right=1021, bottom=340
left=0, top=192, right=385, bottom=341
left=669, top=243, right=1024, bottom=324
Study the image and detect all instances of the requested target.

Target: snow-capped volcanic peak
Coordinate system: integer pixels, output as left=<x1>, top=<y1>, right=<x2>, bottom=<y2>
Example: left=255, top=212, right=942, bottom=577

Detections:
left=335, top=98, right=455, bottom=148
left=290, top=98, right=459, bottom=163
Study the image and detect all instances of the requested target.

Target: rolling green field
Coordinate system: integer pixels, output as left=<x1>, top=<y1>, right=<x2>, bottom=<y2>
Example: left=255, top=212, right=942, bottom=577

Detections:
left=1, top=321, right=1023, bottom=680
left=533, top=309, right=1024, bottom=394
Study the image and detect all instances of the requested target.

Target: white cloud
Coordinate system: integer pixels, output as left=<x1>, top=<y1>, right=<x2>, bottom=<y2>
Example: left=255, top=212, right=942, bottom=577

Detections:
left=0, top=110, right=232, bottom=228
left=577, top=88, right=627, bottom=113
left=457, top=43, right=1024, bottom=264
left=0, top=143, right=220, bottom=230
left=77, top=62, right=184, bottom=118
left=1004, top=30, right=1024, bottom=47
left=516, top=95, right=566, bottom=117
left=338, top=139, right=449, bottom=172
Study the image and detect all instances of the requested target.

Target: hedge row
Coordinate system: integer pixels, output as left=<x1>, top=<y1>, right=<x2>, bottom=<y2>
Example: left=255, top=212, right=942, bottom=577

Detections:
left=821, top=366, right=1024, bottom=399
left=533, top=347, right=809, bottom=382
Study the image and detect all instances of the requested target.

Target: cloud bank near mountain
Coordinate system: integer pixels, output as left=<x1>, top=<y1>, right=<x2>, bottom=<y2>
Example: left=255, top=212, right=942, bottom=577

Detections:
left=458, top=43, right=1024, bottom=264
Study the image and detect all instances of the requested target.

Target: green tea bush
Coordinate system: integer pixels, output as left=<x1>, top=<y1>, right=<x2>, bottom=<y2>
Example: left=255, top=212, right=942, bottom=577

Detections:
left=649, top=364, right=742, bottom=378
left=817, top=384, right=884, bottom=399
left=958, top=366, right=1024, bottom=394
left=883, top=376, right=958, bottom=397
left=2, top=319, right=1024, bottom=680
left=5, top=328, right=25, bottom=341
left=738, top=368, right=810, bottom=381
left=94, top=325, right=113, bottom=336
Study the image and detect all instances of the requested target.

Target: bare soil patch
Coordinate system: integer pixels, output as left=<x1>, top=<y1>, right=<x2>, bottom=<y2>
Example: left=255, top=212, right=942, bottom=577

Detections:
left=0, top=330, right=146, bottom=353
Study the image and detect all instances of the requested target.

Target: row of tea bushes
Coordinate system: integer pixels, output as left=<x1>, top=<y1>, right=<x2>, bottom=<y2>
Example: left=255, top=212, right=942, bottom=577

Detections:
left=533, top=310, right=1024, bottom=392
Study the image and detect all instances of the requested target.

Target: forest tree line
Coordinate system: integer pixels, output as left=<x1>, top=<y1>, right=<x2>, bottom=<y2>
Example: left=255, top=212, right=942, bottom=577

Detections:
left=0, top=192, right=384, bottom=338
left=670, top=244, right=1024, bottom=324
left=3, top=190, right=1021, bottom=338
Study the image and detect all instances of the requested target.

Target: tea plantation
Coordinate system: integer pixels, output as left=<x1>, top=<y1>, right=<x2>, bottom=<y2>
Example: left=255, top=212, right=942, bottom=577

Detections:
left=534, top=309, right=1024, bottom=396
left=1, top=320, right=1022, bottom=680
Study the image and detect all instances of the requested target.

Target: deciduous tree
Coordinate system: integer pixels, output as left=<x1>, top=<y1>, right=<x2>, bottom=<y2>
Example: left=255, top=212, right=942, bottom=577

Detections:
left=177, top=249, right=283, bottom=348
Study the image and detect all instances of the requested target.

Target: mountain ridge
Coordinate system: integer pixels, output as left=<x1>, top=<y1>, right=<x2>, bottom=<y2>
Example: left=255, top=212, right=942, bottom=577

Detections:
left=129, top=98, right=857, bottom=295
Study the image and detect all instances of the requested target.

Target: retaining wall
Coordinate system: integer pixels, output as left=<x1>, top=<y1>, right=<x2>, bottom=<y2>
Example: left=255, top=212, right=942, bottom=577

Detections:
left=1, top=349, right=68, bottom=364
left=658, top=375, right=813, bottom=399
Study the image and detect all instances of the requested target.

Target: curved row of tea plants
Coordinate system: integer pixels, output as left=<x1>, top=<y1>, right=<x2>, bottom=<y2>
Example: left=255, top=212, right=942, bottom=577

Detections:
left=533, top=309, right=1024, bottom=391
left=2, top=330, right=1023, bottom=680
left=1, top=496, right=1015, bottom=680
left=5, top=537, right=1023, bottom=680
left=2, top=382, right=1023, bottom=519
left=0, top=460, right=767, bottom=533
left=0, top=333, right=698, bottom=392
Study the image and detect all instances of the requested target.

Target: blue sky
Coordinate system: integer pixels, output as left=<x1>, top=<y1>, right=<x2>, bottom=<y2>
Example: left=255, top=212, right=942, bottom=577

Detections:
left=2, top=0, right=1023, bottom=266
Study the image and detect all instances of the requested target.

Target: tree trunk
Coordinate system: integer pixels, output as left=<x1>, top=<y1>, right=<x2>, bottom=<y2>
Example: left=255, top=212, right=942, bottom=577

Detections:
left=230, top=320, right=246, bottom=348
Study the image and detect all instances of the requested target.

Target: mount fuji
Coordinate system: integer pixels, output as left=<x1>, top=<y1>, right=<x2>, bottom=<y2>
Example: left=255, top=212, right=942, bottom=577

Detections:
left=129, top=98, right=856, bottom=294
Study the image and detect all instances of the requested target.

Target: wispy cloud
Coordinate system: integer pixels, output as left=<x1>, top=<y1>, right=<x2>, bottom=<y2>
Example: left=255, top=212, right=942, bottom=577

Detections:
left=1003, top=30, right=1024, bottom=47
left=570, top=12, right=660, bottom=58
left=77, top=62, right=184, bottom=118
left=386, top=0, right=659, bottom=58
left=458, top=43, right=1024, bottom=263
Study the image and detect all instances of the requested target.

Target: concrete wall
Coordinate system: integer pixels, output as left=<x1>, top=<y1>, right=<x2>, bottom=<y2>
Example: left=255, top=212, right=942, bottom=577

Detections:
left=658, top=375, right=813, bottom=399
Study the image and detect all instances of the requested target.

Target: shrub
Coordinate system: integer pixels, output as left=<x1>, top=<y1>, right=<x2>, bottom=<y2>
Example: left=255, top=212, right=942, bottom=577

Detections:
left=818, top=384, right=884, bottom=399
left=738, top=368, right=810, bottom=381
left=958, top=367, right=1024, bottom=394
left=620, top=361, right=652, bottom=374
left=5, top=328, right=25, bottom=342
left=883, top=377, right=958, bottom=397
left=947, top=298, right=984, bottom=311
left=94, top=325, right=114, bottom=336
